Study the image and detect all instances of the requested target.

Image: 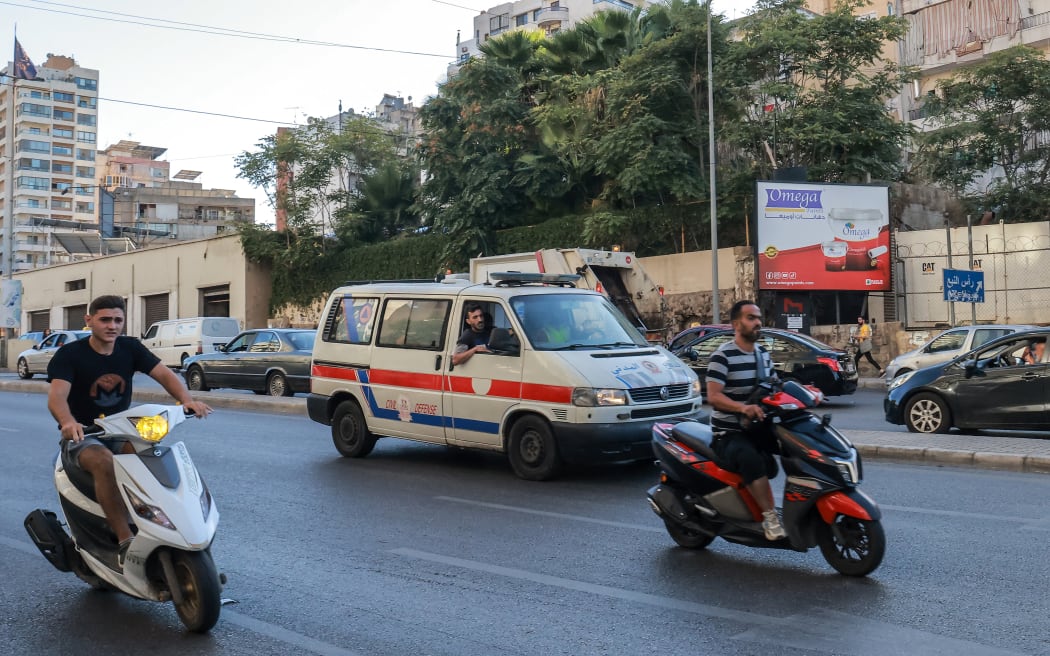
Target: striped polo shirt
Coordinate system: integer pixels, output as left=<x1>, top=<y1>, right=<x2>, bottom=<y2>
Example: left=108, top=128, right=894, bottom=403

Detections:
left=706, top=340, right=773, bottom=430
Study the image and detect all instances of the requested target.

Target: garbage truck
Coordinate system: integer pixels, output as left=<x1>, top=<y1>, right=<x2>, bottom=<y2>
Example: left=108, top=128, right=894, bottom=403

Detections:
left=469, top=248, right=668, bottom=342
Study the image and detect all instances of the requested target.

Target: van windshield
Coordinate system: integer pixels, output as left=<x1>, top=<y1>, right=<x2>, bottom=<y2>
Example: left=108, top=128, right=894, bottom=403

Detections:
left=510, top=294, right=647, bottom=350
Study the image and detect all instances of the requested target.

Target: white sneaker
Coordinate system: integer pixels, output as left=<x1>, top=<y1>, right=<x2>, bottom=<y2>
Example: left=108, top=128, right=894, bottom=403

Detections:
left=762, top=510, right=787, bottom=540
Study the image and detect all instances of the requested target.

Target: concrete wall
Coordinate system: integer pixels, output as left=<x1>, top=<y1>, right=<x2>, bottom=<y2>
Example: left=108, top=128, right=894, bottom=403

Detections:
left=7, top=235, right=270, bottom=368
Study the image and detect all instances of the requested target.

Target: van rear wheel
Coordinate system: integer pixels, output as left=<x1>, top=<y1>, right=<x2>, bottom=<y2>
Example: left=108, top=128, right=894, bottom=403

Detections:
left=332, top=401, right=377, bottom=458
left=507, top=416, right=562, bottom=481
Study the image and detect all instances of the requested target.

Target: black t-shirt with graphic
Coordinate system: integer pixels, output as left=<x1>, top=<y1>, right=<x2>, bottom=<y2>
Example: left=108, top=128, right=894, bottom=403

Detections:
left=47, top=336, right=161, bottom=425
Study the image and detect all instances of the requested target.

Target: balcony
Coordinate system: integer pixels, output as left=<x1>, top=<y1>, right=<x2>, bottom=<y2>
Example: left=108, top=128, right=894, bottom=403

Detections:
left=536, top=6, right=569, bottom=28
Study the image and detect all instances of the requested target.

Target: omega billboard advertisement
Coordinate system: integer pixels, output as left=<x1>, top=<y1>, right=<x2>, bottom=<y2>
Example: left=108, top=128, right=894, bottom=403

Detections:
left=757, top=181, right=890, bottom=291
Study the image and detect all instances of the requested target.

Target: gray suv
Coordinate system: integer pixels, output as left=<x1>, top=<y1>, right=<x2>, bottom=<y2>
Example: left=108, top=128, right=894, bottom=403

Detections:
left=884, top=324, right=1034, bottom=382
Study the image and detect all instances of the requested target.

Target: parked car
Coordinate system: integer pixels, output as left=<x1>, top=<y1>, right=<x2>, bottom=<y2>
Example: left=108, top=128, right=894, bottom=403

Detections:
left=16, top=330, right=91, bottom=379
left=19, top=331, right=46, bottom=344
left=666, top=324, right=732, bottom=352
left=885, top=329, right=1050, bottom=433
left=183, top=329, right=314, bottom=396
left=142, top=317, right=242, bottom=368
left=676, top=328, right=858, bottom=397
left=884, top=324, right=1033, bottom=382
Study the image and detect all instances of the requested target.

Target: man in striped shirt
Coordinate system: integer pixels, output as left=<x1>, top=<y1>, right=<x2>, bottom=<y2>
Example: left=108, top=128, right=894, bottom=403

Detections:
left=706, top=300, right=786, bottom=541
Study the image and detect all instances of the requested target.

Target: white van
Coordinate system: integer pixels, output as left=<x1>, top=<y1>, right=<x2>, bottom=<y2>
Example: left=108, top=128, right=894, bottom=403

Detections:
left=141, top=317, right=241, bottom=368
left=307, top=273, right=703, bottom=480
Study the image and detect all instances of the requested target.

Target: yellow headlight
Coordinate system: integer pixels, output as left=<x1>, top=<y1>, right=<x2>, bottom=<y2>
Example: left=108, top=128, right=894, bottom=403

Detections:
left=135, top=415, right=169, bottom=442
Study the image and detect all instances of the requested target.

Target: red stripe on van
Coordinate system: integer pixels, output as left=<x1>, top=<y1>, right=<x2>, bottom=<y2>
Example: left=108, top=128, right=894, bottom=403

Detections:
left=367, top=369, right=443, bottom=391
left=521, top=382, right=573, bottom=404
left=445, top=376, right=522, bottom=398
left=312, top=364, right=358, bottom=381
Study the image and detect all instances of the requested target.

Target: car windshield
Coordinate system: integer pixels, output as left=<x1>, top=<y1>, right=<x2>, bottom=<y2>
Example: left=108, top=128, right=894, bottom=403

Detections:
left=286, top=331, right=315, bottom=351
left=510, top=294, right=646, bottom=351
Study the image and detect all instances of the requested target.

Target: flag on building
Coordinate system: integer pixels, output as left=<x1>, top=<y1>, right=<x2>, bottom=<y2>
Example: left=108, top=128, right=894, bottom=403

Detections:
left=13, top=38, right=38, bottom=80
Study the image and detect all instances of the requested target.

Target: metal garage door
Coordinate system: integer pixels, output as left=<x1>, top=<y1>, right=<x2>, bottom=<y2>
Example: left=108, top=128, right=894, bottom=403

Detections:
left=143, top=294, right=169, bottom=327
left=29, top=311, right=50, bottom=332
left=64, top=305, right=87, bottom=330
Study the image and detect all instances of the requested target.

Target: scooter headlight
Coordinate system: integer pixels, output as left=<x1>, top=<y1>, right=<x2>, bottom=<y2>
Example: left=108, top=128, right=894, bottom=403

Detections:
left=124, top=485, right=177, bottom=530
left=200, top=480, right=213, bottom=521
left=133, top=414, right=169, bottom=442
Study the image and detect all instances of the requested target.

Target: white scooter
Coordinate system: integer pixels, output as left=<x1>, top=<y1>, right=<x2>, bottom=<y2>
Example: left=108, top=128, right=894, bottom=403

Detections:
left=25, top=404, right=224, bottom=633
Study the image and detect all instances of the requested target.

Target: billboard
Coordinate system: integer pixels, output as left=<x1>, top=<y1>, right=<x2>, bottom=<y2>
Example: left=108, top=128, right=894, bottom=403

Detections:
left=756, top=182, right=890, bottom=291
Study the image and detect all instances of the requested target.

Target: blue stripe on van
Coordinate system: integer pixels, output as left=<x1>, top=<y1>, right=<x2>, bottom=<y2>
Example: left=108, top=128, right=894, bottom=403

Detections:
left=355, top=369, right=499, bottom=435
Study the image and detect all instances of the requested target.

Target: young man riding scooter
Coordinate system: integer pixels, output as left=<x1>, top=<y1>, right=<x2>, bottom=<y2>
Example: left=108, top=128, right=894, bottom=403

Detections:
left=705, top=300, right=786, bottom=541
left=46, top=295, right=213, bottom=565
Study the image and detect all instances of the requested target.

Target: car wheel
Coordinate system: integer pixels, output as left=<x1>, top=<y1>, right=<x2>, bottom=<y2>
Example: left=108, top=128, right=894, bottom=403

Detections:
left=17, top=357, right=32, bottom=379
left=904, top=392, right=951, bottom=434
left=186, top=366, right=210, bottom=392
left=331, top=401, right=377, bottom=458
left=507, top=415, right=562, bottom=481
left=267, top=372, right=292, bottom=397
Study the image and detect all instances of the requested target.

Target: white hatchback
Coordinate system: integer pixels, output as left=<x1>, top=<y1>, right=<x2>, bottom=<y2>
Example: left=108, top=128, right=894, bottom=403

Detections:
left=16, top=330, right=91, bottom=379
left=884, top=324, right=1034, bottom=383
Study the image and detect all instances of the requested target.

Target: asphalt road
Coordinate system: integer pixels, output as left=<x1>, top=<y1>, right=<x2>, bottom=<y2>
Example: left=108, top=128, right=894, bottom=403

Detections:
left=2, top=390, right=1048, bottom=655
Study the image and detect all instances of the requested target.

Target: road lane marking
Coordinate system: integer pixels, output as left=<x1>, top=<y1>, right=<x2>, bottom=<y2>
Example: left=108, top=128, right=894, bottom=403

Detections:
left=881, top=504, right=1050, bottom=531
left=434, top=496, right=663, bottom=532
left=0, top=534, right=361, bottom=656
left=391, top=547, right=1027, bottom=656
left=0, top=426, right=19, bottom=432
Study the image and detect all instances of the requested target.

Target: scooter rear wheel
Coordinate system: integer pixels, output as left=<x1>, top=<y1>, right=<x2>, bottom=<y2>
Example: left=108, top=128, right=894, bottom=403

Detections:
left=663, top=519, right=715, bottom=550
left=817, top=515, right=885, bottom=577
left=171, top=550, right=222, bottom=633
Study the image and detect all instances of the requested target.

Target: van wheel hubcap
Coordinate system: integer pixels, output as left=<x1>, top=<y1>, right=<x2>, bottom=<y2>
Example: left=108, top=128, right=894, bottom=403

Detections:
left=520, top=432, right=544, bottom=464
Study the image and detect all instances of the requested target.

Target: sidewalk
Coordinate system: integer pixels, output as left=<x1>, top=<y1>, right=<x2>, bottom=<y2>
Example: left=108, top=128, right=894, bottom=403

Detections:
left=4, top=377, right=1047, bottom=475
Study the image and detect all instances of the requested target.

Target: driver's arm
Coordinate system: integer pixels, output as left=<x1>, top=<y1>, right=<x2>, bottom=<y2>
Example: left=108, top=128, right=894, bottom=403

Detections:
left=47, top=379, right=84, bottom=442
left=148, top=362, right=212, bottom=417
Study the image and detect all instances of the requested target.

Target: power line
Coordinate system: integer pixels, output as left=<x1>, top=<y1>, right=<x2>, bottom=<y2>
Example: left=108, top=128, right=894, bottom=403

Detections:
left=0, top=0, right=451, bottom=59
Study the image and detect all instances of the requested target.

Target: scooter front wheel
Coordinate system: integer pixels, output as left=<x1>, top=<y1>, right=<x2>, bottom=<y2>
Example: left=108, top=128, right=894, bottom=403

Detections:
left=663, top=519, right=715, bottom=550
left=817, top=515, right=885, bottom=577
left=171, top=550, right=222, bottom=633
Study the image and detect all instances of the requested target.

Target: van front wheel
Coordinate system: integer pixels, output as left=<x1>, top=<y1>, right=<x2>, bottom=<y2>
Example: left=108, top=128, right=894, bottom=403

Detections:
left=507, top=416, right=562, bottom=481
left=332, top=401, right=377, bottom=458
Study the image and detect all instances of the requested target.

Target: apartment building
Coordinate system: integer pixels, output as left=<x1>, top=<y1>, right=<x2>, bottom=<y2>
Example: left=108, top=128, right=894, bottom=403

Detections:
left=452, top=0, right=650, bottom=74
left=0, top=52, right=99, bottom=272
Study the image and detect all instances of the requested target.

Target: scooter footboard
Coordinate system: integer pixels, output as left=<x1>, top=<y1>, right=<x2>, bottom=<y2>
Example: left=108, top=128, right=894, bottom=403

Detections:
left=24, top=509, right=75, bottom=572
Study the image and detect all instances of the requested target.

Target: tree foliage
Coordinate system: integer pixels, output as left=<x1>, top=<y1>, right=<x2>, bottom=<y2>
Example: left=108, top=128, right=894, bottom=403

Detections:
left=914, top=46, right=1050, bottom=220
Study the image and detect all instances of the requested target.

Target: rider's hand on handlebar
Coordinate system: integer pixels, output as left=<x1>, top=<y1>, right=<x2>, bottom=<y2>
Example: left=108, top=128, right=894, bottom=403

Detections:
left=60, top=421, right=85, bottom=443
left=741, top=403, right=765, bottom=422
left=183, top=400, right=213, bottom=418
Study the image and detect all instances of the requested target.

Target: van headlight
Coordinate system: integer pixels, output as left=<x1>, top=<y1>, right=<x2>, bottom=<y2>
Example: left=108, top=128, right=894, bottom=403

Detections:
left=572, top=388, right=628, bottom=406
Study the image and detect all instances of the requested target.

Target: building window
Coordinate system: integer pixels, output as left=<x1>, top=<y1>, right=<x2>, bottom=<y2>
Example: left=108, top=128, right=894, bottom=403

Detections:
left=74, top=77, right=98, bottom=91
left=76, top=202, right=95, bottom=212
left=52, top=162, right=73, bottom=174
left=489, top=13, right=509, bottom=31
left=199, top=285, right=231, bottom=317
left=17, top=176, right=49, bottom=190
left=18, top=139, right=50, bottom=153
left=206, top=209, right=220, bottom=220
left=77, top=131, right=97, bottom=144
left=53, top=109, right=74, bottom=122
left=25, top=199, right=42, bottom=208
left=76, top=166, right=95, bottom=178
left=53, top=145, right=73, bottom=156
left=515, top=13, right=528, bottom=26
left=76, top=148, right=95, bottom=161
left=77, top=96, right=97, bottom=109
left=77, top=114, right=97, bottom=126
left=18, top=102, right=51, bottom=118
left=54, top=127, right=74, bottom=139
left=54, top=91, right=74, bottom=103
left=52, top=199, right=72, bottom=210
left=150, top=167, right=166, bottom=178
left=65, top=279, right=87, bottom=292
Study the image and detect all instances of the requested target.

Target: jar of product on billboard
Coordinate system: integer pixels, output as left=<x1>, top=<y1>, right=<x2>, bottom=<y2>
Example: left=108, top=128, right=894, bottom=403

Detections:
left=821, top=241, right=848, bottom=271
left=827, top=208, right=883, bottom=270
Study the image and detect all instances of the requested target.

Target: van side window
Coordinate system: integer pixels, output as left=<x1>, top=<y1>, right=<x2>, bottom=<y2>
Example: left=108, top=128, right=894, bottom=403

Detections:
left=175, top=323, right=196, bottom=337
left=325, top=295, right=378, bottom=345
left=378, top=299, right=450, bottom=350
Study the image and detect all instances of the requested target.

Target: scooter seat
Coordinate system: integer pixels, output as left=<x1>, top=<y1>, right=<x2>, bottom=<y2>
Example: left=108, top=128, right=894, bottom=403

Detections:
left=60, top=443, right=99, bottom=503
left=671, top=422, right=720, bottom=462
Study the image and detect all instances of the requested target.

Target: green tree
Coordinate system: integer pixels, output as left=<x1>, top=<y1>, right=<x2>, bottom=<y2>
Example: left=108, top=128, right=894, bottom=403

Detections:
left=728, top=0, right=914, bottom=183
left=914, top=45, right=1050, bottom=220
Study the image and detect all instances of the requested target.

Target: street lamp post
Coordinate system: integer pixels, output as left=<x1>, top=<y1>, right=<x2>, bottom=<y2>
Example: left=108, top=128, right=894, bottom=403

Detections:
left=707, top=0, right=720, bottom=322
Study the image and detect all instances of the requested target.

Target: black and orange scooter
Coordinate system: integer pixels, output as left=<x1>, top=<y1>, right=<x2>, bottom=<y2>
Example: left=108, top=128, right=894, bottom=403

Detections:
left=647, top=380, right=885, bottom=577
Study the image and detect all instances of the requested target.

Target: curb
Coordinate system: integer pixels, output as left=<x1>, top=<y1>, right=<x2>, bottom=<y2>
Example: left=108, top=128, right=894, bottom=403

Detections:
left=3, top=380, right=1043, bottom=475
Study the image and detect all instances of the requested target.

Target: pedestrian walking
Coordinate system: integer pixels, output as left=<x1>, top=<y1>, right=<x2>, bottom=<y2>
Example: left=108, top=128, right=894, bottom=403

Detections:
left=853, top=317, right=884, bottom=377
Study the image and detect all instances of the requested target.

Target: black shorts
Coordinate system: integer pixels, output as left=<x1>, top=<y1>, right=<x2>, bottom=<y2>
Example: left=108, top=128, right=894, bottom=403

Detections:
left=64, top=436, right=130, bottom=467
left=712, top=429, right=778, bottom=485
